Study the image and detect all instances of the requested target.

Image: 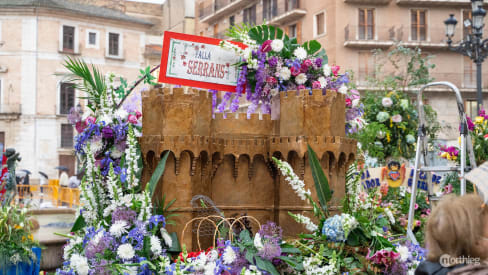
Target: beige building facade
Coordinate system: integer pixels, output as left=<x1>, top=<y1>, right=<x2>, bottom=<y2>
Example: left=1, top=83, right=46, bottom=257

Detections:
left=195, top=0, right=488, bottom=140
left=0, top=0, right=163, bottom=179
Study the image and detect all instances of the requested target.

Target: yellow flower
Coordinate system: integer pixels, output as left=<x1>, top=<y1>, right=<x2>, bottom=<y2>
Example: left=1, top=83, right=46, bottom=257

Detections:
left=22, top=236, right=26, bottom=241
left=441, top=152, right=449, bottom=158
left=14, top=224, right=22, bottom=229
left=28, top=234, right=33, bottom=241
left=475, top=116, right=484, bottom=124
left=386, top=133, right=391, bottom=143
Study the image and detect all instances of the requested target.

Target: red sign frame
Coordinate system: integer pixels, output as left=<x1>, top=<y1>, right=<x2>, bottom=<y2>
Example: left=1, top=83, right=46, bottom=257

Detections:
left=159, top=31, right=247, bottom=92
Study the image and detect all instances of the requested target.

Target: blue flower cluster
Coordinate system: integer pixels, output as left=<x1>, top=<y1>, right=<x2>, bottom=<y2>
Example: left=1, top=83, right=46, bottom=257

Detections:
left=322, top=215, right=347, bottom=242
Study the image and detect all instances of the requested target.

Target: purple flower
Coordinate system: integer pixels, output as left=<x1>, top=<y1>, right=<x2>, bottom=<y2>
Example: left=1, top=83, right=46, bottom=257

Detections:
left=258, top=221, right=283, bottom=244
left=149, top=215, right=166, bottom=229
left=112, top=207, right=137, bottom=224
left=102, top=126, right=114, bottom=138
left=268, top=56, right=278, bottom=67
left=314, top=58, right=323, bottom=68
left=260, top=40, right=272, bottom=53
left=85, top=232, right=114, bottom=260
left=257, top=242, right=281, bottom=261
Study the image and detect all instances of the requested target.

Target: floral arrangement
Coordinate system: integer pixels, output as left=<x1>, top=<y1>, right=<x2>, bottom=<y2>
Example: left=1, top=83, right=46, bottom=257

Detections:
left=56, top=59, right=175, bottom=275
left=0, top=204, right=39, bottom=267
left=354, top=91, right=422, bottom=161
left=219, top=24, right=364, bottom=135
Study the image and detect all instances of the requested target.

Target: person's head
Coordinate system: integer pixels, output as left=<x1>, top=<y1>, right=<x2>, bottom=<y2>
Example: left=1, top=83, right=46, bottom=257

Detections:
left=426, top=194, right=488, bottom=262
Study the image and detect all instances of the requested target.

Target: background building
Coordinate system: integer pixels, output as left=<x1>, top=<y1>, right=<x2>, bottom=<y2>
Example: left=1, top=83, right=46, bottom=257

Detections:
left=195, top=0, right=488, bottom=142
left=0, top=0, right=163, bottom=179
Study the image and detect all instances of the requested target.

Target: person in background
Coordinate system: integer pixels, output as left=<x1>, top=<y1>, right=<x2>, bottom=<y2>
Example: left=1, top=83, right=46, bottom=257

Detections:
left=68, top=174, right=80, bottom=188
left=415, top=194, right=488, bottom=275
left=59, top=170, right=69, bottom=187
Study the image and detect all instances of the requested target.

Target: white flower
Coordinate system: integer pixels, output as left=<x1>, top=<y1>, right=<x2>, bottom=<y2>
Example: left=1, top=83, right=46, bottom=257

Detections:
left=89, top=138, right=104, bottom=154
left=293, top=213, right=318, bottom=232
left=338, top=84, right=348, bottom=94
left=293, top=46, right=307, bottom=60
left=115, top=108, right=128, bottom=120
left=248, top=58, right=258, bottom=69
left=223, top=245, right=237, bottom=264
left=121, top=194, right=133, bottom=207
left=9, top=254, right=21, bottom=265
left=279, top=67, right=291, bottom=80
left=254, top=232, right=264, bottom=250
left=117, top=243, right=135, bottom=260
left=397, top=245, right=409, bottom=262
left=295, top=73, right=308, bottom=85
left=385, top=208, right=395, bottom=225
left=274, top=158, right=311, bottom=201
left=100, top=114, right=112, bottom=125
left=352, top=98, right=360, bottom=107
left=270, top=89, right=279, bottom=97
left=204, top=261, right=217, bottom=275
left=271, top=39, right=284, bottom=52
left=110, top=220, right=128, bottom=238
left=244, top=265, right=263, bottom=275
left=70, top=254, right=89, bottom=275
left=318, top=76, right=328, bottom=88
left=110, top=147, right=123, bottom=159
left=208, top=249, right=219, bottom=262
left=150, top=235, right=163, bottom=255
left=382, top=97, right=393, bottom=108
left=323, top=64, right=331, bottom=76
left=242, top=47, right=252, bottom=60
left=161, top=227, right=173, bottom=247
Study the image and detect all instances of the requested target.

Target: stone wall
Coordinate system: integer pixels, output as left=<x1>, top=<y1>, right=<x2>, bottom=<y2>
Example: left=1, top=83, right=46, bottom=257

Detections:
left=140, top=87, right=357, bottom=249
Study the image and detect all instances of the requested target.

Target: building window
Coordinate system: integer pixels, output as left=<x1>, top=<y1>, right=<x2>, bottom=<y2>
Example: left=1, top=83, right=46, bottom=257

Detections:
left=214, top=23, right=219, bottom=38
left=286, top=0, right=298, bottom=11
left=464, top=56, right=476, bottom=88
left=463, top=10, right=472, bottom=37
left=243, top=5, right=256, bottom=25
left=263, top=0, right=277, bottom=22
left=359, top=8, right=374, bottom=40
left=289, top=24, right=297, bottom=38
left=466, top=99, right=478, bottom=118
left=86, top=30, right=99, bottom=49
left=61, top=124, right=74, bottom=148
left=0, top=131, right=4, bottom=149
left=108, top=32, right=120, bottom=56
left=314, top=11, right=326, bottom=37
left=230, top=15, right=235, bottom=26
left=411, top=10, right=427, bottom=41
left=358, top=51, right=375, bottom=85
left=60, top=82, right=75, bottom=115
left=63, top=26, right=75, bottom=51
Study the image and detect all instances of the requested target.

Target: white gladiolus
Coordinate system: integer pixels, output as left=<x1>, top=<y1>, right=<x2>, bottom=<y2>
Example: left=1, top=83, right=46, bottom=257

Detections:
left=293, top=213, right=318, bottom=232
left=150, top=235, right=163, bottom=255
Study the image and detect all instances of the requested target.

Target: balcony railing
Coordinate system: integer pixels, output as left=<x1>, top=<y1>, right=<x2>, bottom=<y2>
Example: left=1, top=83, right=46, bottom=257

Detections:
left=267, top=0, right=307, bottom=26
left=345, top=25, right=457, bottom=49
left=396, top=0, right=473, bottom=7
left=344, top=0, right=391, bottom=4
left=199, top=0, right=259, bottom=23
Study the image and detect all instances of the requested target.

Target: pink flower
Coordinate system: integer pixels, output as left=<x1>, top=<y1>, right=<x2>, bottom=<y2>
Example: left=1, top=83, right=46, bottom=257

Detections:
left=415, top=220, right=421, bottom=227
left=391, top=114, right=402, bottom=123
left=421, top=214, right=427, bottom=218
left=380, top=183, right=389, bottom=196
left=426, top=209, right=431, bottom=215
left=444, top=184, right=453, bottom=194
left=290, top=66, right=300, bottom=76
left=128, top=114, right=138, bottom=124
left=303, top=59, right=313, bottom=67
left=135, top=110, right=142, bottom=119
left=414, top=203, right=419, bottom=210
left=345, top=98, right=352, bottom=107
left=75, top=121, right=86, bottom=133
left=312, top=81, right=321, bottom=89
left=484, top=133, right=488, bottom=140
left=399, top=217, right=406, bottom=226
left=260, top=40, right=272, bottom=52
left=297, top=85, right=306, bottom=90
left=331, top=65, right=340, bottom=77
left=85, top=116, right=96, bottom=125
left=266, top=76, right=277, bottom=85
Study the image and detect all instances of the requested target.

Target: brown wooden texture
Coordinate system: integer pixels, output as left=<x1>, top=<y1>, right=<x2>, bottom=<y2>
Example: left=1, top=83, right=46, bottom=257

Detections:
left=141, top=87, right=357, bottom=250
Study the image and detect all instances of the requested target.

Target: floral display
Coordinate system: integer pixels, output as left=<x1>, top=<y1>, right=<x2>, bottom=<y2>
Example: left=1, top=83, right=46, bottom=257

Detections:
left=56, top=59, right=173, bottom=274
left=219, top=24, right=364, bottom=135
left=0, top=204, right=39, bottom=268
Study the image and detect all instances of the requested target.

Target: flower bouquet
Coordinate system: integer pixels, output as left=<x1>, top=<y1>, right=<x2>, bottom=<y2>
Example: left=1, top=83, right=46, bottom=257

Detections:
left=218, top=24, right=364, bottom=135
left=56, top=59, right=175, bottom=274
left=0, top=204, right=41, bottom=275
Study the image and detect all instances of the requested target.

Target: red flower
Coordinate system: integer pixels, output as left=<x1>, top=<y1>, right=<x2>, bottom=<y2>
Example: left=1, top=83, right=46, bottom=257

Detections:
left=345, top=98, right=352, bottom=107
left=332, top=65, right=340, bottom=77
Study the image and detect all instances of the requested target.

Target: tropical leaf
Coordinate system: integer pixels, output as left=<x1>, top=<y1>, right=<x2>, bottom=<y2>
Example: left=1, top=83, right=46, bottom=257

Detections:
left=248, top=25, right=285, bottom=44
left=302, top=40, right=321, bottom=55
left=70, top=214, right=86, bottom=233
left=307, top=144, right=332, bottom=214
left=146, top=151, right=170, bottom=198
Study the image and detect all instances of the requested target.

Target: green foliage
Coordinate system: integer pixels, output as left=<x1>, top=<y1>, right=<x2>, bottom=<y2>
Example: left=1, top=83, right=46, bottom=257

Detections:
left=146, top=151, right=170, bottom=199
left=0, top=205, right=39, bottom=265
left=70, top=214, right=86, bottom=233
left=225, top=22, right=253, bottom=41
left=248, top=25, right=285, bottom=44
left=153, top=195, right=179, bottom=227
left=307, top=144, right=332, bottom=215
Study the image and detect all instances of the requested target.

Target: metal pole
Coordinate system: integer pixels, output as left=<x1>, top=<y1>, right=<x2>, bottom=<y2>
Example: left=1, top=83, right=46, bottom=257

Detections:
left=477, top=61, right=483, bottom=114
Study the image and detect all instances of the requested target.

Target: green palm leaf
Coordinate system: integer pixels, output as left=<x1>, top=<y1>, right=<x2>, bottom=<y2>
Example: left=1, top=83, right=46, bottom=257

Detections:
left=307, top=144, right=332, bottom=214
left=146, top=151, right=170, bottom=198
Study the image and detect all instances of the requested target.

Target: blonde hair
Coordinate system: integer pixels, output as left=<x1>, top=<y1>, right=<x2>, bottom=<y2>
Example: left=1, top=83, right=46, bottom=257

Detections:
left=426, top=194, right=488, bottom=262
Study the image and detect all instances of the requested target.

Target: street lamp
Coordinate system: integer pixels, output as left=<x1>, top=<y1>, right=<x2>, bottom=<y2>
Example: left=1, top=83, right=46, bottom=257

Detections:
left=444, top=1, right=488, bottom=114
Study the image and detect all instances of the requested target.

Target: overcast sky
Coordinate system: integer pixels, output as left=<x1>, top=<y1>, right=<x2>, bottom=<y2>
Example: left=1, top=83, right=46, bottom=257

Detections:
left=127, top=0, right=166, bottom=4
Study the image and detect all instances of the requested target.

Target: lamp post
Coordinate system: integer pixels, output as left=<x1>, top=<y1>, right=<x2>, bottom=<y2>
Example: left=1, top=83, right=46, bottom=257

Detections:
left=445, top=0, right=488, bottom=114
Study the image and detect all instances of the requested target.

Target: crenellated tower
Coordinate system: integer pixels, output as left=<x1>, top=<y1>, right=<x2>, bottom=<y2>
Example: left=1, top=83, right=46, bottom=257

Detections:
left=140, top=87, right=357, bottom=249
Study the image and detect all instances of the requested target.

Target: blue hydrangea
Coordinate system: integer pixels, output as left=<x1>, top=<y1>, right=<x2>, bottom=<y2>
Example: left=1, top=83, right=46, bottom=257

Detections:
left=322, top=214, right=358, bottom=242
